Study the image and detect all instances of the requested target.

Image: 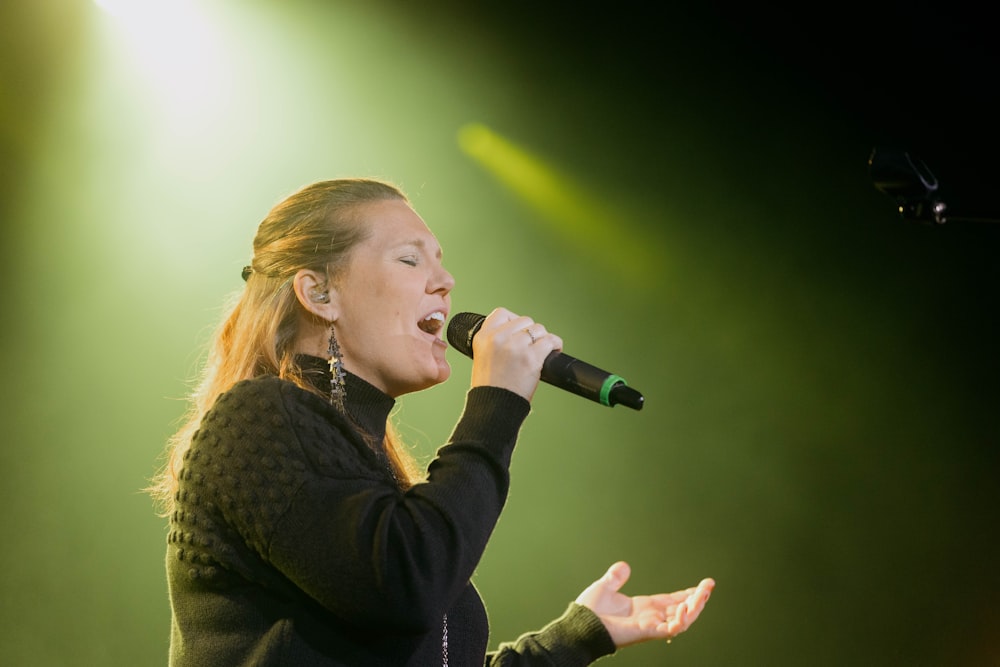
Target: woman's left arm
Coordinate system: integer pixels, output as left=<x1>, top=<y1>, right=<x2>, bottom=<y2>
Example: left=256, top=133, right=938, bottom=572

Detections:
left=484, top=562, right=714, bottom=665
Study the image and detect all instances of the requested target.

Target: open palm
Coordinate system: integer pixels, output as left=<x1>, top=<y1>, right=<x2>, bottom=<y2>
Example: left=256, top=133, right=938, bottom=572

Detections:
left=575, top=561, right=715, bottom=648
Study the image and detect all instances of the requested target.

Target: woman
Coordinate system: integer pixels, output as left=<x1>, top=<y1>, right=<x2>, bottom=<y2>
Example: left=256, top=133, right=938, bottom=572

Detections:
left=152, top=178, right=714, bottom=665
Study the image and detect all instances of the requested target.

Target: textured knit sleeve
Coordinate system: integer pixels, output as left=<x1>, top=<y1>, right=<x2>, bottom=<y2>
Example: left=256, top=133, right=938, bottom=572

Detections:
left=485, top=603, right=617, bottom=666
left=261, top=382, right=531, bottom=634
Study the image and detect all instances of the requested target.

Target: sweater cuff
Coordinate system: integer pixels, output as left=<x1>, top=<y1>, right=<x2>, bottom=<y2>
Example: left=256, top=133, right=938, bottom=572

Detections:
left=446, top=386, right=531, bottom=464
left=535, top=602, right=618, bottom=664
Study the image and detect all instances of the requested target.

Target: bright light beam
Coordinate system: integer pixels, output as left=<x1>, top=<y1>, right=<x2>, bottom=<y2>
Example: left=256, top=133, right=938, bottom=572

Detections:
left=458, top=123, right=655, bottom=284
left=92, top=0, right=234, bottom=132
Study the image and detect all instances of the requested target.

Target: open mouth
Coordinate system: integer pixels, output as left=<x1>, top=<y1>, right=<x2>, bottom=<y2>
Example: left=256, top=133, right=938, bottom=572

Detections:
left=417, top=311, right=446, bottom=337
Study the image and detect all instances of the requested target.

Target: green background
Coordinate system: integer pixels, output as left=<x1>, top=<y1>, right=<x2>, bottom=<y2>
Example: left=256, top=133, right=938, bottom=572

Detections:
left=2, top=2, right=997, bottom=665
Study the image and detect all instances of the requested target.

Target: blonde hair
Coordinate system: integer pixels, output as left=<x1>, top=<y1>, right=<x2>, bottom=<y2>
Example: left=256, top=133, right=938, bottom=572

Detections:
left=150, top=178, right=423, bottom=515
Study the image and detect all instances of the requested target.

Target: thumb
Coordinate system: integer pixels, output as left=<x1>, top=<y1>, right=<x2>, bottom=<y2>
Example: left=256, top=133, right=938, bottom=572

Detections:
left=576, top=561, right=631, bottom=608
left=601, top=561, right=631, bottom=594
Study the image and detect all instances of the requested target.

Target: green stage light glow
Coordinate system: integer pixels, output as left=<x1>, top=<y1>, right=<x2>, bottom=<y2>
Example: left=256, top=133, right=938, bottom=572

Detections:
left=458, top=122, right=656, bottom=285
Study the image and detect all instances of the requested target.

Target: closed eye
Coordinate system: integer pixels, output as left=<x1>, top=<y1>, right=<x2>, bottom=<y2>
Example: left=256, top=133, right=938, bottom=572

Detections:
left=399, top=256, right=418, bottom=267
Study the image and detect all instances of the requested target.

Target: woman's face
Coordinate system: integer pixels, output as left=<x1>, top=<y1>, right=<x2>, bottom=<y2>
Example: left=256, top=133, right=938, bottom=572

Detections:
left=333, top=199, right=455, bottom=397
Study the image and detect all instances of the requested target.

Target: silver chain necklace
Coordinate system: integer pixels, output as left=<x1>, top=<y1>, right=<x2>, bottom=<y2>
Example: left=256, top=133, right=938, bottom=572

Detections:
left=442, top=613, right=449, bottom=666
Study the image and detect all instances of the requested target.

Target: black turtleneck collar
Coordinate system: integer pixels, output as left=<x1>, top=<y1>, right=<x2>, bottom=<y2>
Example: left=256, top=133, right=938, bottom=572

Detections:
left=294, top=354, right=395, bottom=443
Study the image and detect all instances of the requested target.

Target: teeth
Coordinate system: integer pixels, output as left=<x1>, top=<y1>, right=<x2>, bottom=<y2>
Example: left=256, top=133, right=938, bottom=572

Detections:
left=419, top=311, right=446, bottom=335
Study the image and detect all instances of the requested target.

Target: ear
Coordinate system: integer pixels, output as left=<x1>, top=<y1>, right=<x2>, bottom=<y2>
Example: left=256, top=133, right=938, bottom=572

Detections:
left=292, top=269, right=339, bottom=321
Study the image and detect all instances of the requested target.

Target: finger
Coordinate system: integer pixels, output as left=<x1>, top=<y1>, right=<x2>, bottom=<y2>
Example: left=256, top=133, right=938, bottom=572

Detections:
left=496, top=315, right=535, bottom=338
left=512, top=321, right=562, bottom=361
left=484, top=309, right=546, bottom=341
left=475, top=314, right=535, bottom=353
left=679, top=585, right=713, bottom=627
left=661, top=579, right=713, bottom=608
left=692, top=578, right=715, bottom=607
left=666, top=601, right=690, bottom=635
left=483, top=307, right=517, bottom=328
left=649, top=588, right=696, bottom=609
left=521, top=322, right=546, bottom=346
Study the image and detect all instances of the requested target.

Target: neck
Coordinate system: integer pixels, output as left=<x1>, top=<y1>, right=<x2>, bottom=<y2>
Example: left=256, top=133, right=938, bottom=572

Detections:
left=293, top=354, right=395, bottom=443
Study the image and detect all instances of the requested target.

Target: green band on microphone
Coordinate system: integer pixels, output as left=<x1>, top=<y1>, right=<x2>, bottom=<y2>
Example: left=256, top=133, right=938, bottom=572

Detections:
left=599, top=374, right=628, bottom=406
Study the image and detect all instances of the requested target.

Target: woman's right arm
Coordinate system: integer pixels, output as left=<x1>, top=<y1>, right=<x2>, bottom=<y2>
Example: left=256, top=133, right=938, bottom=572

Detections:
left=263, top=382, right=530, bottom=632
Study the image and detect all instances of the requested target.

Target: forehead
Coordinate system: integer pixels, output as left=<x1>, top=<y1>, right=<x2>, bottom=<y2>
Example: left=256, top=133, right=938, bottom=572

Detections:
left=360, top=199, right=441, bottom=251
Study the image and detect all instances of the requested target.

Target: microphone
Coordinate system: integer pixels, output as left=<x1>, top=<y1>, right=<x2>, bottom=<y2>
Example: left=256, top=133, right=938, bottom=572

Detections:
left=447, top=312, right=644, bottom=410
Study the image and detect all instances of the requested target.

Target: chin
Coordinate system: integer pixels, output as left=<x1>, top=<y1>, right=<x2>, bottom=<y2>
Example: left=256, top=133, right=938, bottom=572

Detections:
left=422, top=361, right=451, bottom=390
left=431, top=348, right=451, bottom=383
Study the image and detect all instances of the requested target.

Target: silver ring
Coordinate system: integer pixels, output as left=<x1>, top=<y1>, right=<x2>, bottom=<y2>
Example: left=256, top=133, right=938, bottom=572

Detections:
left=524, top=327, right=537, bottom=344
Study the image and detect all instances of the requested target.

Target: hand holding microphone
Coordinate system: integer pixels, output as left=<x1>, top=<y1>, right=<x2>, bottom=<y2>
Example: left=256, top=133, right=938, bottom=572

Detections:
left=456, top=308, right=562, bottom=402
left=448, top=310, right=644, bottom=410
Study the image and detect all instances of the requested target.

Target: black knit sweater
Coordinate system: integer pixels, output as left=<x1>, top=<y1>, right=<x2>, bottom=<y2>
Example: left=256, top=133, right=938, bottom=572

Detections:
left=166, top=357, right=616, bottom=665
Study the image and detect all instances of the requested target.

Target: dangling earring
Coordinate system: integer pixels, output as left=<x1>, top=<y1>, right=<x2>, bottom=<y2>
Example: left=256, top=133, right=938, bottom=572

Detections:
left=327, top=323, right=346, bottom=411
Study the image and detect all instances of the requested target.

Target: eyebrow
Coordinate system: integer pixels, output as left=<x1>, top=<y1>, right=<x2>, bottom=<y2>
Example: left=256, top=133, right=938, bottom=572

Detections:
left=398, top=238, right=443, bottom=258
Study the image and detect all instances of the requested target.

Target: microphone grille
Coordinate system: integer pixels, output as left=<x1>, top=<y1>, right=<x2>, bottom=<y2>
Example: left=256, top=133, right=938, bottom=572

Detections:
left=446, top=312, right=485, bottom=358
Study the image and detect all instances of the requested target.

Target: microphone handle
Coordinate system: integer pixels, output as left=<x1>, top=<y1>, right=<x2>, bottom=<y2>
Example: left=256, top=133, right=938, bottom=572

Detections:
left=542, top=352, right=644, bottom=410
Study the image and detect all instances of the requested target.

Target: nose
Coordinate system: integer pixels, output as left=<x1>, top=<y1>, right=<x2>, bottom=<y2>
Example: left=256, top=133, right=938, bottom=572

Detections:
left=431, top=264, right=455, bottom=295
